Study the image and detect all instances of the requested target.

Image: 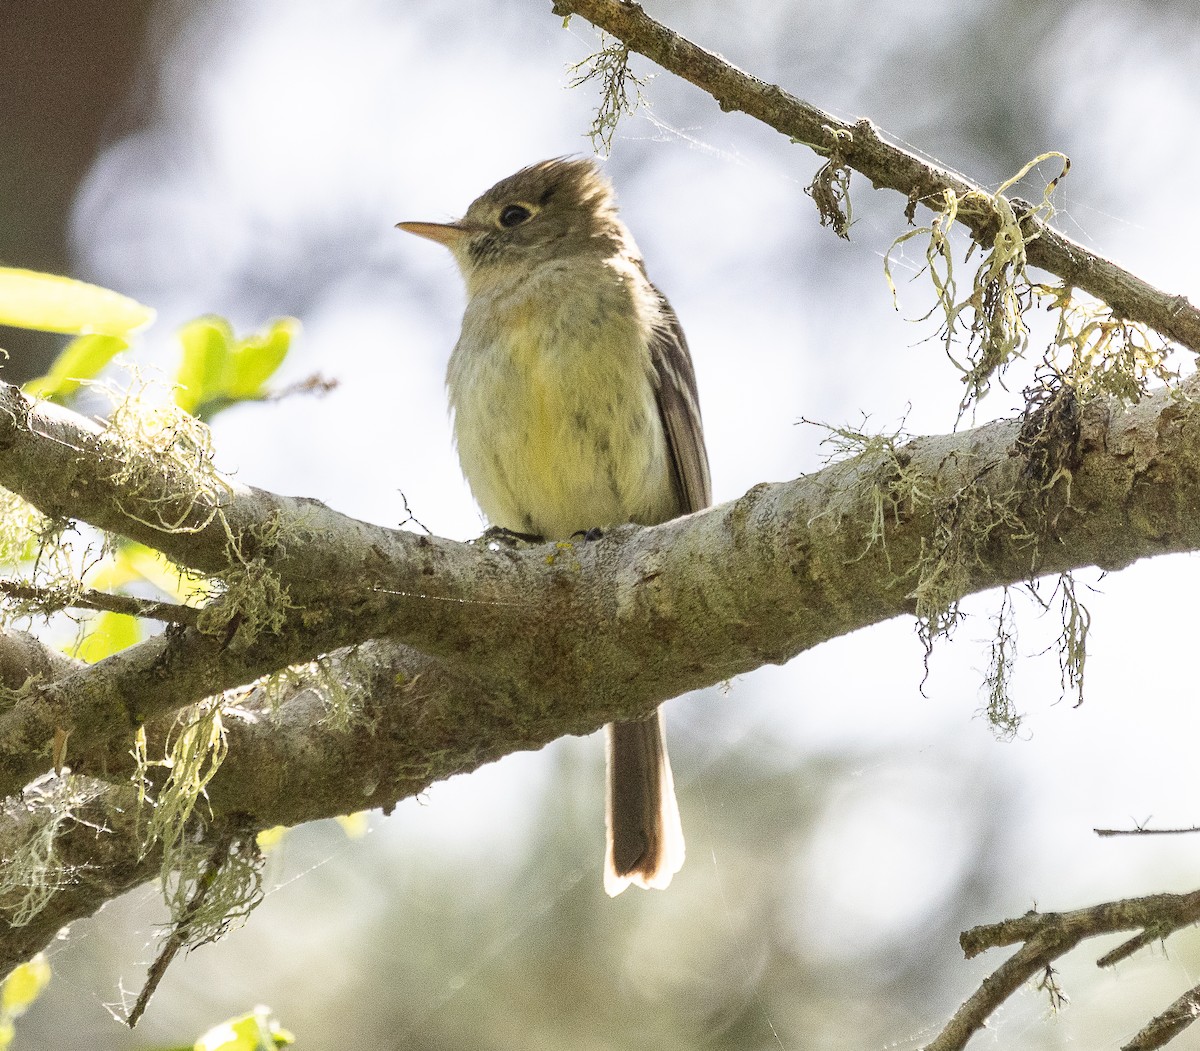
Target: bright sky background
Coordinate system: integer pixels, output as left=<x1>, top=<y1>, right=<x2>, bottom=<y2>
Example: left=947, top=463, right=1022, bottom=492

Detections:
left=27, top=0, right=1200, bottom=1046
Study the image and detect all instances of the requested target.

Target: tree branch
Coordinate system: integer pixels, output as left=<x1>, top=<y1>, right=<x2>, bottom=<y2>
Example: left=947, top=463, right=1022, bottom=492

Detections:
left=960, top=891, right=1200, bottom=962
left=4, top=366, right=1200, bottom=978
left=0, top=778, right=161, bottom=979
left=551, top=0, right=1200, bottom=355
left=0, top=580, right=199, bottom=625
left=931, top=890, right=1200, bottom=1051
left=925, top=931, right=1072, bottom=1051
left=3, top=6, right=1195, bottom=1038
left=6, top=373, right=1200, bottom=804
left=1124, top=985, right=1200, bottom=1051
left=0, top=628, right=77, bottom=690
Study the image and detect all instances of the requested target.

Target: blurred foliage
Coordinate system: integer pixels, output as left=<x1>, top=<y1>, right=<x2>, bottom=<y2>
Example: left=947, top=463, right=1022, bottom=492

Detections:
left=299, top=742, right=1018, bottom=1051
left=22, top=334, right=130, bottom=402
left=0, top=267, right=155, bottom=341
left=174, top=317, right=297, bottom=422
left=2, top=285, right=294, bottom=1034
left=0, top=955, right=50, bottom=1049
left=4, top=276, right=296, bottom=667
left=73, top=610, right=142, bottom=665
left=190, top=1008, right=293, bottom=1051
left=5, top=267, right=153, bottom=405
left=146, top=1007, right=293, bottom=1051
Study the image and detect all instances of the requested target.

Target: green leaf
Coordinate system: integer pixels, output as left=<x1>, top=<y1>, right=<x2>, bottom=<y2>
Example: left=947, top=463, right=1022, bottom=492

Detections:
left=255, top=825, right=287, bottom=852
left=0, top=954, right=51, bottom=1047
left=0, top=955, right=50, bottom=1020
left=335, top=811, right=369, bottom=839
left=175, top=316, right=233, bottom=414
left=223, top=317, right=297, bottom=400
left=0, top=267, right=154, bottom=336
left=73, top=610, right=142, bottom=664
left=194, top=1008, right=294, bottom=1051
left=174, top=316, right=298, bottom=420
left=22, top=333, right=129, bottom=401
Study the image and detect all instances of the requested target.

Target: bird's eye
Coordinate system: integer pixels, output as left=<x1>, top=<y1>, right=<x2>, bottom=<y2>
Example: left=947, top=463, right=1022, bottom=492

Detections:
left=499, top=204, right=532, bottom=228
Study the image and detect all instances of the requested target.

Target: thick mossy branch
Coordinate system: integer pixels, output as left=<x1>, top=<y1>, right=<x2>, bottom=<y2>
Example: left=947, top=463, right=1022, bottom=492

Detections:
left=809, top=370, right=1089, bottom=732
left=806, top=417, right=928, bottom=565
left=7, top=370, right=1200, bottom=807
left=196, top=558, right=294, bottom=651
left=103, top=378, right=231, bottom=536
left=910, top=456, right=1035, bottom=645
left=258, top=653, right=369, bottom=733
left=6, top=368, right=1200, bottom=981
left=0, top=775, right=106, bottom=927
left=810, top=404, right=1057, bottom=660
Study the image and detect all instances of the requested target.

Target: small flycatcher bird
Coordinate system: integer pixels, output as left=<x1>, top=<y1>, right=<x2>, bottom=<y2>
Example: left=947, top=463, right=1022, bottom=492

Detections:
left=398, top=157, right=710, bottom=895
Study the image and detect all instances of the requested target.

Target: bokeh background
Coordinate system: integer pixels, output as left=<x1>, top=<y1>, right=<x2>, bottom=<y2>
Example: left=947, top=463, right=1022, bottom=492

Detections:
left=4, top=0, right=1200, bottom=1047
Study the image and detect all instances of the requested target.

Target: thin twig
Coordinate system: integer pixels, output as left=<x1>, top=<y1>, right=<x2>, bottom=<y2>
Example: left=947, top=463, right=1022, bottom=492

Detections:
left=925, top=930, right=1075, bottom=1051
left=551, top=0, right=1200, bottom=355
left=1098, top=930, right=1164, bottom=970
left=1096, top=825, right=1200, bottom=837
left=1123, top=984, right=1200, bottom=1051
left=961, top=891, right=1200, bottom=959
left=263, top=371, right=339, bottom=402
left=126, top=831, right=233, bottom=1027
left=937, top=890, right=1200, bottom=1051
left=0, top=580, right=200, bottom=626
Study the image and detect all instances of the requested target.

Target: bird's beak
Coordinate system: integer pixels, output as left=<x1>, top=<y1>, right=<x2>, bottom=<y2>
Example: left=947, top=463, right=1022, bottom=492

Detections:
left=395, top=220, right=469, bottom=248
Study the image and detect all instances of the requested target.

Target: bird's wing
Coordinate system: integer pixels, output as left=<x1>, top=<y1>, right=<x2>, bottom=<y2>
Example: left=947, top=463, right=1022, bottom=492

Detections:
left=647, top=283, right=712, bottom=515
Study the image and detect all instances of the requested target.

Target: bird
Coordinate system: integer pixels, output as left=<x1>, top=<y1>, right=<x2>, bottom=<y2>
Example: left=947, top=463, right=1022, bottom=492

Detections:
left=398, top=157, right=711, bottom=894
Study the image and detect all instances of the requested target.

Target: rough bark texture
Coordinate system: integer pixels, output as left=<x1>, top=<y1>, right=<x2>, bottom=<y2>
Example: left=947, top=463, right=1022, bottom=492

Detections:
left=3, top=369, right=1200, bottom=975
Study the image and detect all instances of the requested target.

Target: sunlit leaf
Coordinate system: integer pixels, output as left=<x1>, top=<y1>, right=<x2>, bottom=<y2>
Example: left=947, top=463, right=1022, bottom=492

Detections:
left=194, top=1008, right=293, bottom=1051
left=255, top=826, right=287, bottom=852
left=0, top=955, right=50, bottom=1019
left=86, top=552, right=143, bottom=593
left=23, top=333, right=128, bottom=401
left=0, top=268, right=154, bottom=336
left=335, top=812, right=370, bottom=839
left=223, top=318, right=298, bottom=400
left=118, top=543, right=200, bottom=602
left=175, top=316, right=233, bottom=414
left=173, top=316, right=298, bottom=420
left=85, top=542, right=199, bottom=605
left=0, top=957, right=54, bottom=1048
left=73, top=610, right=141, bottom=663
